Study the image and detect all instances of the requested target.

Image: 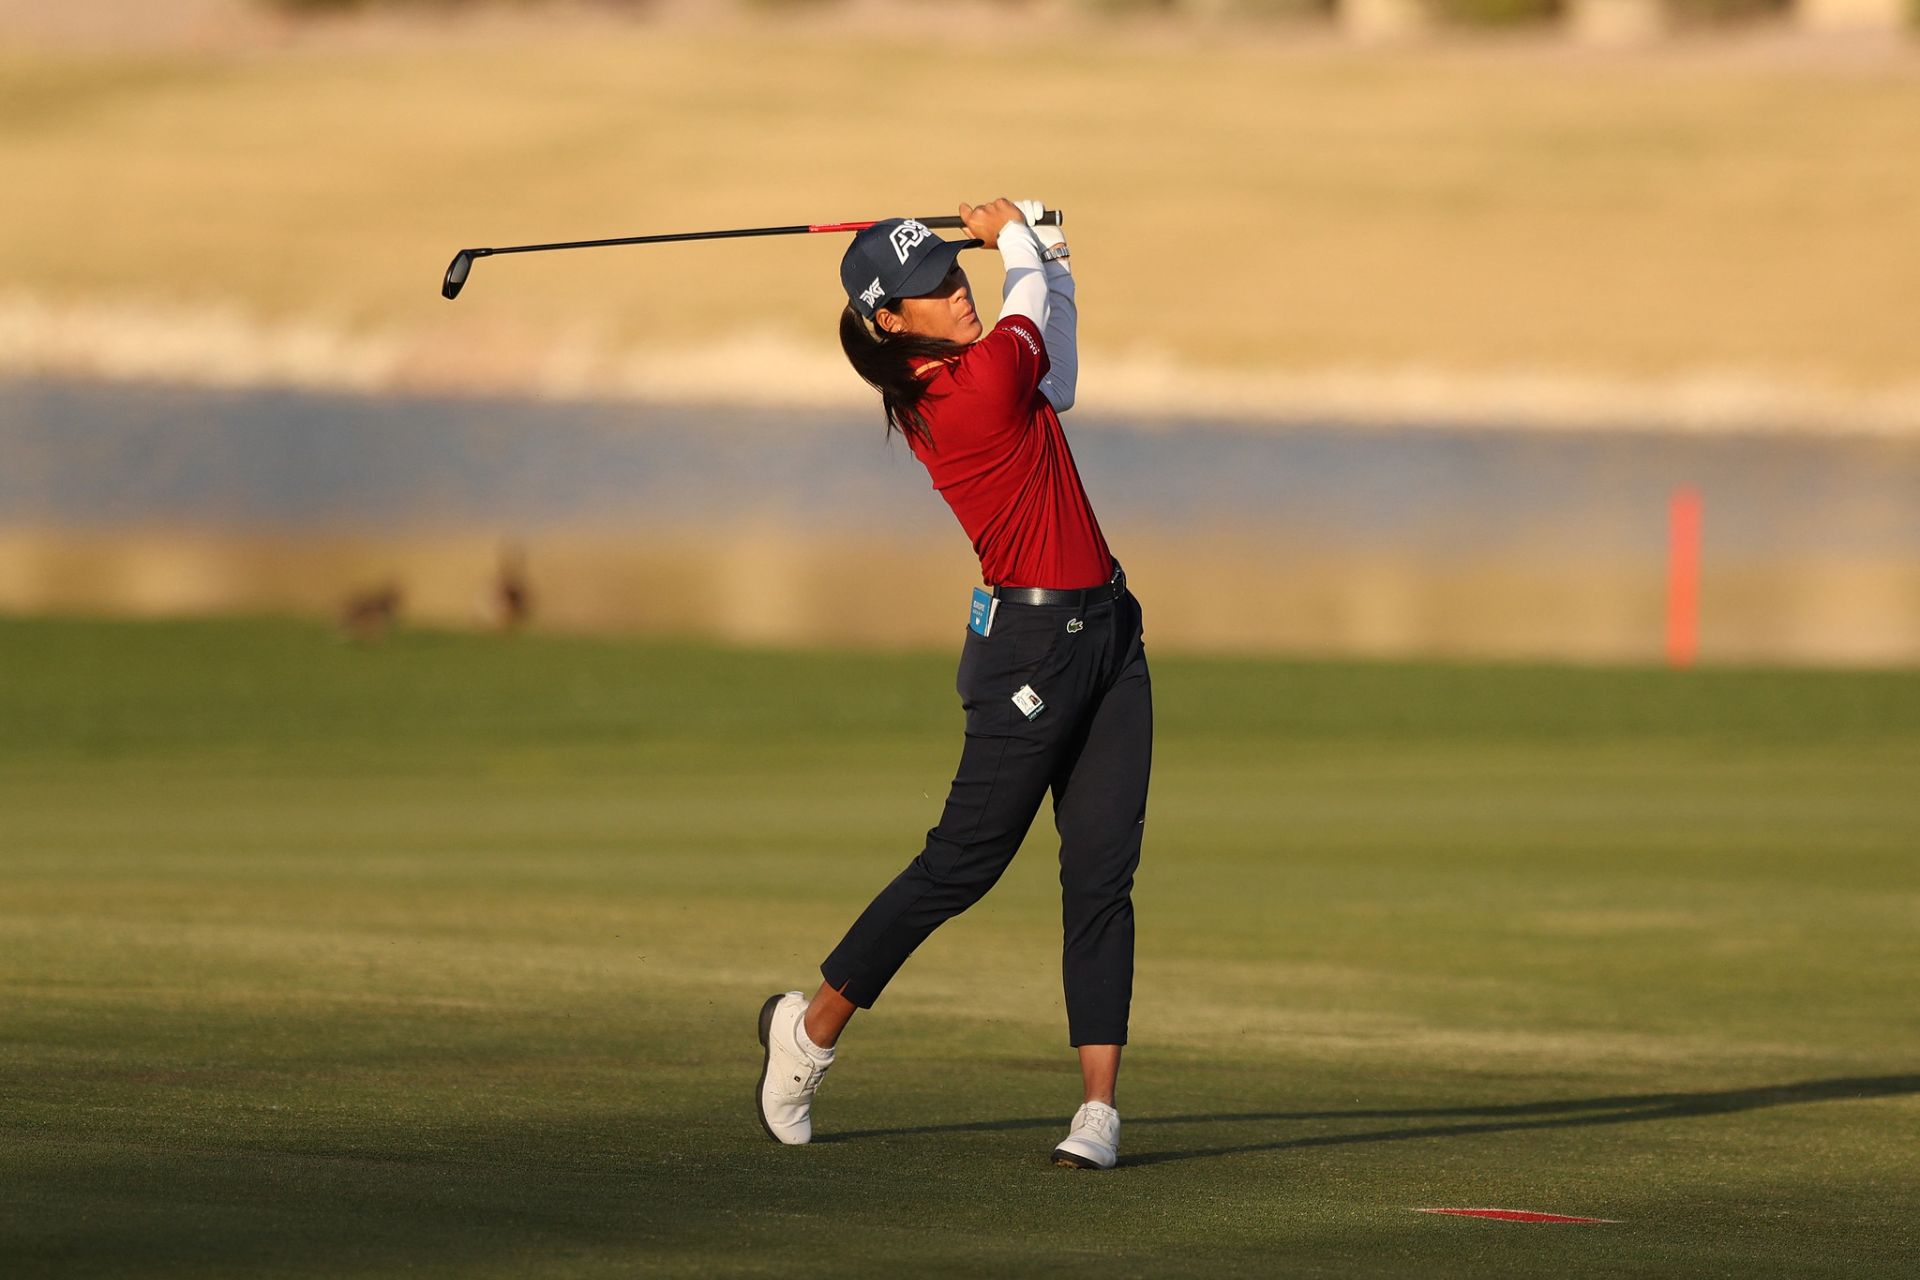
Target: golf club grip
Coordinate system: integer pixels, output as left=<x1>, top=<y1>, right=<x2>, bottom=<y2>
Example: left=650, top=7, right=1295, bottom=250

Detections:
left=919, top=209, right=1064, bottom=230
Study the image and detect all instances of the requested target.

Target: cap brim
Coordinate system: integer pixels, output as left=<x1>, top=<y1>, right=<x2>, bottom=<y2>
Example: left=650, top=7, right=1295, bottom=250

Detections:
left=889, top=236, right=982, bottom=302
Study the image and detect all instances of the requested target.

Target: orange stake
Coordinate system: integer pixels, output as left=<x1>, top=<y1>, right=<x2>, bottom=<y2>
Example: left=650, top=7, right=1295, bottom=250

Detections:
left=1666, top=487, right=1702, bottom=669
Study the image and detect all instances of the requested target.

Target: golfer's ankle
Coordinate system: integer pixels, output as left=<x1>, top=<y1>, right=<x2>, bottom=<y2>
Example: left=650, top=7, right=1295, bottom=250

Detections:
left=801, top=1005, right=841, bottom=1051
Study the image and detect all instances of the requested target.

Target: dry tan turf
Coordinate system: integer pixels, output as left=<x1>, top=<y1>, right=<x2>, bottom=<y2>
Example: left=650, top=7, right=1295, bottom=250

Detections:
left=4, top=22, right=1920, bottom=425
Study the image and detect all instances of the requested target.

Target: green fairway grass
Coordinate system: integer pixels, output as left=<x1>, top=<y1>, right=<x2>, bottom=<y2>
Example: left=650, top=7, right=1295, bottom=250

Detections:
left=3, top=616, right=1915, bottom=1277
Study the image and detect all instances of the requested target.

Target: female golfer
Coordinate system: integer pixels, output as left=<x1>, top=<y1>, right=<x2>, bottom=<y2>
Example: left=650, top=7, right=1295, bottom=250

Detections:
left=756, top=198, right=1150, bottom=1170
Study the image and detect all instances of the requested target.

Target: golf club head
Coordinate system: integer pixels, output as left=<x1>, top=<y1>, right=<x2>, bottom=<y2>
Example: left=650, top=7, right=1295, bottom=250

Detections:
left=442, top=250, right=474, bottom=300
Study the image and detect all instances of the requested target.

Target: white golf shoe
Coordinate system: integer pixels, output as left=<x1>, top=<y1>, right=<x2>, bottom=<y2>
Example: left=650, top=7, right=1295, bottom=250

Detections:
left=1052, top=1100, right=1121, bottom=1169
left=756, top=991, right=833, bottom=1145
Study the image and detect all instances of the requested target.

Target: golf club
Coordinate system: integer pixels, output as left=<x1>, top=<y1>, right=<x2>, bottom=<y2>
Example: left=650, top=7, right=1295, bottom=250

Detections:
left=441, top=209, right=1064, bottom=300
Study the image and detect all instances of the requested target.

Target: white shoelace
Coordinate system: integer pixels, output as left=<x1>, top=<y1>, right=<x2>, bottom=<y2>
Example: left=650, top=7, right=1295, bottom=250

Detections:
left=1077, top=1103, right=1117, bottom=1140
left=799, top=1061, right=829, bottom=1096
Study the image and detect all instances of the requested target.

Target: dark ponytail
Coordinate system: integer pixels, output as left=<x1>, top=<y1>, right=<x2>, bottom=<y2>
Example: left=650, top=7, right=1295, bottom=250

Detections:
left=838, top=303, right=968, bottom=446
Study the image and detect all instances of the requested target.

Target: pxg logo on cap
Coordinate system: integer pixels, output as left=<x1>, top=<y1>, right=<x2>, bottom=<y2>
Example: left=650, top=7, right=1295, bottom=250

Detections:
left=840, top=217, right=980, bottom=320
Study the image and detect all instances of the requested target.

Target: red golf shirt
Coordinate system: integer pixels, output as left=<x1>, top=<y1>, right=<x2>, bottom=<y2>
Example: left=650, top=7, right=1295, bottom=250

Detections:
left=908, top=315, right=1113, bottom=591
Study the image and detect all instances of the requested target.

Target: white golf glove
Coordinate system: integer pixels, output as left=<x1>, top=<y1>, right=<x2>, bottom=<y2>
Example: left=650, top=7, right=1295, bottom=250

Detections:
left=1012, top=198, right=1067, bottom=251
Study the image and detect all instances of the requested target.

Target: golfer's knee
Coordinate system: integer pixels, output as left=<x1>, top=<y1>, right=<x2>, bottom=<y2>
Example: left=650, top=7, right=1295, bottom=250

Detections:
left=910, top=848, right=1013, bottom=902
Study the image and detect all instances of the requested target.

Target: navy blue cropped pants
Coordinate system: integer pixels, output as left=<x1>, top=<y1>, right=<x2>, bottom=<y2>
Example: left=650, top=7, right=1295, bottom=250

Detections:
left=821, top=586, right=1152, bottom=1047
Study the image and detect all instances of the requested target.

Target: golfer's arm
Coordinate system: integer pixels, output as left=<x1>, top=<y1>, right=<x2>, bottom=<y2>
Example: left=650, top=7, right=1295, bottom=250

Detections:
left=997, top=220, right=1050, bottom=334
left=1037, top=255, right=1077, bottom=413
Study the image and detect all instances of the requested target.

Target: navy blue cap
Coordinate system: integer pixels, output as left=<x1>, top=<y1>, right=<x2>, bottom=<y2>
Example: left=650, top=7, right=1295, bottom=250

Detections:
left=840, top=218, right=981, bottom=320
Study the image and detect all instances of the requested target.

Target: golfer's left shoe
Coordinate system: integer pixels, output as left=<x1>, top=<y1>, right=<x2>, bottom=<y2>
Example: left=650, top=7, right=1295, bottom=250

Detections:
left=756, top=990, right=833, bottom=1145
left=1052, top=1100, right=1121, bottom=1169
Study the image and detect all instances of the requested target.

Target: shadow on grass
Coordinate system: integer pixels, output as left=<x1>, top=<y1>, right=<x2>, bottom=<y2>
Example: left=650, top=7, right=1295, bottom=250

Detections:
left=12, top=1075, right=1913, bottom=1274
left=818, top=1075, right=1920, bottom=1166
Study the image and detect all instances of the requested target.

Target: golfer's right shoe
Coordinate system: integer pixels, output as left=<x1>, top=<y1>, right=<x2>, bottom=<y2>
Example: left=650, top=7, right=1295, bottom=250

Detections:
left=1052, top=1100, right=1121, bottom=1169
left=756, top=990, right=833, bottom=1145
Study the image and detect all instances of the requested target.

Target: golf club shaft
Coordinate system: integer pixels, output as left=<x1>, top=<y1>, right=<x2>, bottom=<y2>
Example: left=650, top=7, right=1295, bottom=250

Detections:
left=468, top=210, right=1060, bottom=260
left=442, top=210, right=1062, bottom=299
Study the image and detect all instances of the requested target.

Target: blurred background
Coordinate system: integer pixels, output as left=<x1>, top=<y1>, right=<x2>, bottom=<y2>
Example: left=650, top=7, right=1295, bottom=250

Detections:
left=3, top=0, right=1916, bottom=663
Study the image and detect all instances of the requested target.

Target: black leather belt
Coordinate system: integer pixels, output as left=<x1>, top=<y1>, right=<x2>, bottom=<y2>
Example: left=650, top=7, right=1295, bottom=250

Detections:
left=993, top=564, right=1126, bottom=608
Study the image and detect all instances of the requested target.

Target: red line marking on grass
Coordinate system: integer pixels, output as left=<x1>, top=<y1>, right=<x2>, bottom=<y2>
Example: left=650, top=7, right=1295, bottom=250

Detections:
left=1417, top=1208, right=1619, bottom=1224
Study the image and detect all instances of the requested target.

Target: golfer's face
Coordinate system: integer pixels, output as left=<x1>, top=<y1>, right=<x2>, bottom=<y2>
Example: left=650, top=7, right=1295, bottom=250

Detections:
left=890, top=266, right=982, bottom=345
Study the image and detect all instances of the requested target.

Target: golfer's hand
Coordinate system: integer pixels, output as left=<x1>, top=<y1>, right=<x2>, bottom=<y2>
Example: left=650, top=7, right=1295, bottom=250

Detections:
left=960, top=197, right=1026, bottom=250
left=1012, top=198, right=1065, bottom=250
